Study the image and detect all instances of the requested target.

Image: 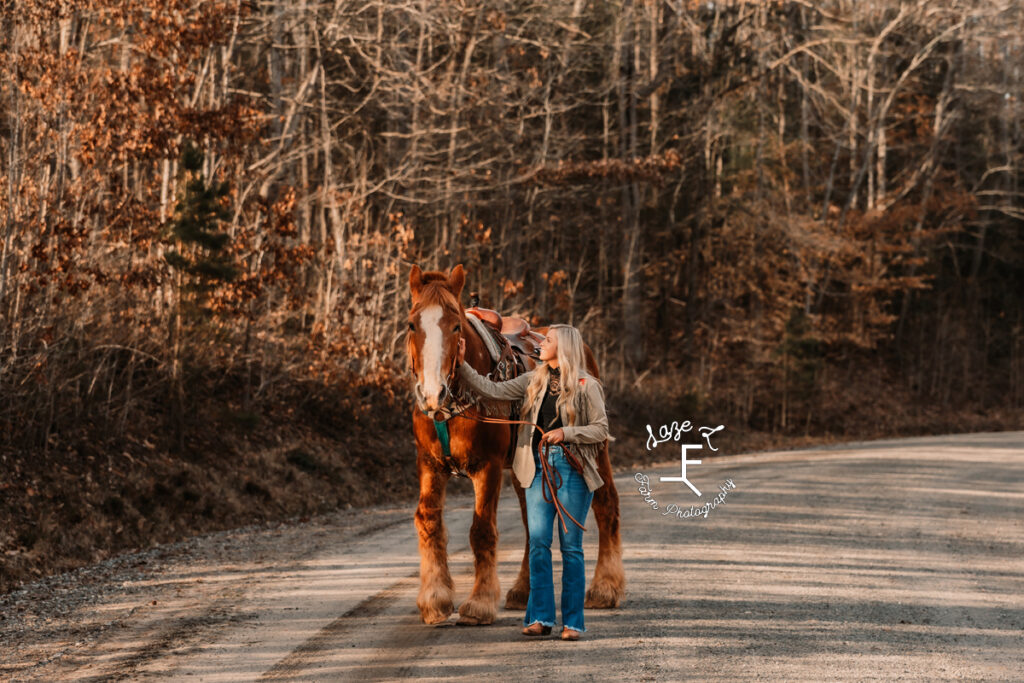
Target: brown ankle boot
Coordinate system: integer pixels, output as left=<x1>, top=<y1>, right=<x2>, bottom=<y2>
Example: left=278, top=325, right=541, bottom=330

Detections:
left=522, top=622, right=552, bottom=636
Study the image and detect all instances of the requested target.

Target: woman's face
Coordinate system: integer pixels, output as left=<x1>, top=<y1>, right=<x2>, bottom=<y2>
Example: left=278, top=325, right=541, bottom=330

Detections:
left=539, top=330, right=559, bottom=363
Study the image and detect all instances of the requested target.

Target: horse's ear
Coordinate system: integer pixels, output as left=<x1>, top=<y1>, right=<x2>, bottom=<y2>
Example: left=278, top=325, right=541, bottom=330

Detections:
left=409, top=264, right=423, bottom=300
left=448, top=264, right=465, bottom=300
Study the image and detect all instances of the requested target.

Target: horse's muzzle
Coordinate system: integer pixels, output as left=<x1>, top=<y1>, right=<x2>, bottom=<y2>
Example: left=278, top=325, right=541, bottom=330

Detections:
left=414, top=381, right=449, bottom=418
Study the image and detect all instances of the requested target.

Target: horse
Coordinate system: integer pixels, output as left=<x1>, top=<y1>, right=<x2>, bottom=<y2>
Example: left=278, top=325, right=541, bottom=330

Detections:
left=406, top=263, right=625, bottom=625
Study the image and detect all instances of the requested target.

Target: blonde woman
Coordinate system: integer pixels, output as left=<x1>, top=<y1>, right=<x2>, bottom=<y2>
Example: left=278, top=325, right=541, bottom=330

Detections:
left=456, top=323, right=609, bottom=641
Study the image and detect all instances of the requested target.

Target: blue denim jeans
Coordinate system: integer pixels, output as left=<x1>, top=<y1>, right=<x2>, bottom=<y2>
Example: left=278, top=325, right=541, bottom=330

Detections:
left=523, top=443, right=595, bottom=632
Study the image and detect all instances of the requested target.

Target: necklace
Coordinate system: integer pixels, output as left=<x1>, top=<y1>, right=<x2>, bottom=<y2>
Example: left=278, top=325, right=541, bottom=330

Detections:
left=548, top=369, right=561, bottom=394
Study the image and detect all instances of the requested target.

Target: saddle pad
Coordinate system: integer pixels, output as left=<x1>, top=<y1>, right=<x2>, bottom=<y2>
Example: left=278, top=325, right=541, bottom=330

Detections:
left=466, top=312, right=504, bottom=363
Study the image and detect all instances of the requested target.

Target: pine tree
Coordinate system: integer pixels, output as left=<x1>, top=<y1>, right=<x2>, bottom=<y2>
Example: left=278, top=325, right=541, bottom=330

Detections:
left=164, top=141, right=239, bottom=452
left=164, top=142, right=238, bottom=317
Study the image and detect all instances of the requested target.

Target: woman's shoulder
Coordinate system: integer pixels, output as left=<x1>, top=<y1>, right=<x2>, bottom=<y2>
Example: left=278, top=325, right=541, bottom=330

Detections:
left=575, top=372, right=605, bottom=394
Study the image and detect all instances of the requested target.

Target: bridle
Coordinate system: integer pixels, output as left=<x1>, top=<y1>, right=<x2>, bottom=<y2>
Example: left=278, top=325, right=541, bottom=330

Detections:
left=410, top=302, right=466, bottom=422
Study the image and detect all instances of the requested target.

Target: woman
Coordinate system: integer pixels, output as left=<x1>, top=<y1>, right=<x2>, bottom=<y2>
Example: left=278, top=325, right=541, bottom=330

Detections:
left=456, top=323, right=610, bottom=641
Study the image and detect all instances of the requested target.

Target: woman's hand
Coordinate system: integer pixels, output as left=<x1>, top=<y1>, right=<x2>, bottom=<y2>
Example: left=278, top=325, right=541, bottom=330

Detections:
left=457, top=337, right=466, bottom=364
left=540, top=427, right=564, bottom=445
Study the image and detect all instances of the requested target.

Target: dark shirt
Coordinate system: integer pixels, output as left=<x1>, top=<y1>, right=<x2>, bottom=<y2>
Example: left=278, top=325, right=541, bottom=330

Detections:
left=532, top=367, right=564, bottom=453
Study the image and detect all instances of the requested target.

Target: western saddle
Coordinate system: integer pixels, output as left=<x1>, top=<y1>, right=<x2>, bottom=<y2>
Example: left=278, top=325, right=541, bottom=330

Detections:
left=465, top=294, right=544, bottom=359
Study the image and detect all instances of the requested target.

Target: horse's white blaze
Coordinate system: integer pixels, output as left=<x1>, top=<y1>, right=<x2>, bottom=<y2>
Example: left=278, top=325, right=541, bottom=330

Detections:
left=419, top=305, right=445, bottom=405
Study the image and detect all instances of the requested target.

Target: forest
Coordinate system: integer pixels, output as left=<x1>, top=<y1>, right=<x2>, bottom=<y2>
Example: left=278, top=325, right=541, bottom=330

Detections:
left=1, top=0, right=1022, bottom=590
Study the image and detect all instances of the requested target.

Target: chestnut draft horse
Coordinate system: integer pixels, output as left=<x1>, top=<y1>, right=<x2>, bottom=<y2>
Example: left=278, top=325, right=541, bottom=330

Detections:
left=406, top=263, right=624, bottom=625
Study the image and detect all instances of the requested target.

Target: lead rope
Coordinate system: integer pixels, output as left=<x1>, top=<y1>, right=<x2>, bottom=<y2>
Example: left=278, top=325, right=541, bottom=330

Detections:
left=451, top=336, right=584, bottom=533
left=459, top=412, right=586, bottom=534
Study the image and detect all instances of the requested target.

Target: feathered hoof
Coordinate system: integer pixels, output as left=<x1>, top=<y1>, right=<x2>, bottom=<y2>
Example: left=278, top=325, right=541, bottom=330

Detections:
left=456, top=597, right=496, bottom=625
left=418, top=586, right=455, bottom=625
left=584, top=580, right=624, bottom=609
left=504, top=584, right=529, bottom=610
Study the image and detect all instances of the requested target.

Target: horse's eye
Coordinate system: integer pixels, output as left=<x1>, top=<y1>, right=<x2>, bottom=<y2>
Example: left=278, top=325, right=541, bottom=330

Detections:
left=454, top=324, right=460, bottom=333
left=408, top=322, right=415, bottom=331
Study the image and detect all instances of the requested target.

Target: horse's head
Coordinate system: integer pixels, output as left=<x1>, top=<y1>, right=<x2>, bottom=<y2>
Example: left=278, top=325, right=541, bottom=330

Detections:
left=407, top=263, right=466, bottom=419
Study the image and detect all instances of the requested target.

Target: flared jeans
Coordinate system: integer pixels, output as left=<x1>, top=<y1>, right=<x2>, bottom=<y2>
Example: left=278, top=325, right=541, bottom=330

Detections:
left=523, top=443, right=595, bottom=632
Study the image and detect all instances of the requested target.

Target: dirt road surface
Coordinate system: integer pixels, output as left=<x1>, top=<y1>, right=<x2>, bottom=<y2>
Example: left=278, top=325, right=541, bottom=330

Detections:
left=2, top=432, right=1022, bottom=681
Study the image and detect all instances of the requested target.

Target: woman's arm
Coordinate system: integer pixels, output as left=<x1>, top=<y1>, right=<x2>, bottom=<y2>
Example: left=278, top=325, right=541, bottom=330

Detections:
left=561, top=379, right=609, bottom=444
left=457, top=361, right=532, bottom=402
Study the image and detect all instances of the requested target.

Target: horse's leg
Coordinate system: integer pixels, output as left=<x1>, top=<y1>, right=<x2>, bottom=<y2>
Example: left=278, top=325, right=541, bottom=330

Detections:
left=585, top=440, right=626, bottom=608
left=504, top=473, right=531, bottom=609
left=415, top=457, right=455, bottom=624
left=456, top=460, right=503, bottom=625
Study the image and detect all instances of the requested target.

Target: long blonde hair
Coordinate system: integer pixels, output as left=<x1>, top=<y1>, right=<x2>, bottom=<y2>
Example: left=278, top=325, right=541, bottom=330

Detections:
left=523, top=324, right=592, bottom=427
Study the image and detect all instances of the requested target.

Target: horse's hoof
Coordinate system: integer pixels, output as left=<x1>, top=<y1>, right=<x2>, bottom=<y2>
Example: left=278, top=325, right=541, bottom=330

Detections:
left=457, top=598, right=496, bottom=625
left=418, top=591, right=455, bottom=624
left=420, top=606, right=454, bottom=625
left=584, top=583, right=624, bottom=609
left=455, top=611, right=494, bottom=625
left=504, top=586, right=529, bottom=610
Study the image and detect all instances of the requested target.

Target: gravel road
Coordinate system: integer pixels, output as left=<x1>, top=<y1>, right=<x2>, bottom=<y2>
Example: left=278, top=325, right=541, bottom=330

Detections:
left=2, top=432, right=1022, bottom=681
